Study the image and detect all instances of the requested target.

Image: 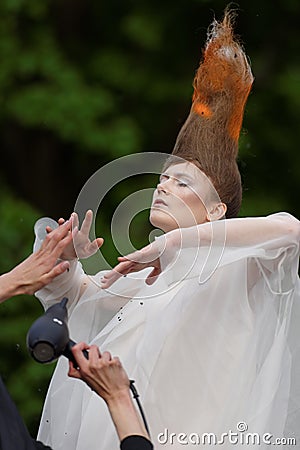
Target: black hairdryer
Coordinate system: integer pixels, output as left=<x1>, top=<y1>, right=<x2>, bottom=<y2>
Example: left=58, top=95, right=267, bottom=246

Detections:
left=27, top=299, right=151, bottom=435
left=26, top=297, right=88, bottom=367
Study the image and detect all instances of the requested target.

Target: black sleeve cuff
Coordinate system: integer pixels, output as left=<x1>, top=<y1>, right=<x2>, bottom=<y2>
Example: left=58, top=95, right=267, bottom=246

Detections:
left=33, top=441, right=53, bottom=450
left=120, top=435, right=153, bottom=450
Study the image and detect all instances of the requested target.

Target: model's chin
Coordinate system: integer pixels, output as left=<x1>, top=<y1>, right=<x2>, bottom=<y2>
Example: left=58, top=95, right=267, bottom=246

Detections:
left=149, top=209, right=177, bottom=233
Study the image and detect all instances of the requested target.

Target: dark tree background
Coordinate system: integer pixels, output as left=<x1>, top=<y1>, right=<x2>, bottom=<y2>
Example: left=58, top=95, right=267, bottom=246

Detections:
left=0, top=0, right=299, bottom=436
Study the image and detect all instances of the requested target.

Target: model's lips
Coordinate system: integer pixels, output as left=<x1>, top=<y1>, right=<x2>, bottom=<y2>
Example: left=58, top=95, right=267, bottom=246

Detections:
left=153, top=199, right=167, bottom=207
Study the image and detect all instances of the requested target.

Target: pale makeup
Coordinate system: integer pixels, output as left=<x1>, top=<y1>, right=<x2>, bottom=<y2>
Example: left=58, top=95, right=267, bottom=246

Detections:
left=150, top=162, right=218, bottom=233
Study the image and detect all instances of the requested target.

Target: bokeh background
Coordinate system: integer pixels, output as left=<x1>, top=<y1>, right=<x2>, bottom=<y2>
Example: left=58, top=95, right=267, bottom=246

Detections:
left=0, top=0, right=299, bottom=437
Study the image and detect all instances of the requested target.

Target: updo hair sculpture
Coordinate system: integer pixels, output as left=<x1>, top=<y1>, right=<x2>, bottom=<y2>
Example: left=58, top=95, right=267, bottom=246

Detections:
left=171, top=8, right=254, bottom=218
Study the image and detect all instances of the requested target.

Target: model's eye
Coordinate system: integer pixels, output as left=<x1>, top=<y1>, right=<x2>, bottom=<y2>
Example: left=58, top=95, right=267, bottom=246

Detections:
left=159, top=174, right=169, bottom=183
left=178, top=180, right=188, bottom=187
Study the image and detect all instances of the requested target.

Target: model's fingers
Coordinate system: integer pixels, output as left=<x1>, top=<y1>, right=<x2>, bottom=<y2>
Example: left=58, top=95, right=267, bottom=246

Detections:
left=67, top=226, right=78, bottom=243
left=95, top=237, right=104, bottom=248
left=146, top=266, right=161, bottom=285
left=87, top=238, right=104, bottom=255
left=101, top=261, right=134, bottom=287
left=117, top=242, right=158, bottom=265
left=117, top=256, right=129, bottom=261
left=100, top=271, right=123, bottom=288
left=81, top=210, right=93, bottom=235
left=123, top=246, right=156, bottom=264
left=122, top=250, right=141, bottom=262
left=71, top=212, right=79, bottom=230
left=102, top=264, right=125, bottom=279
left=58, top=218, right=65, bottom=225
left=47, top=261, right=70, bottom=279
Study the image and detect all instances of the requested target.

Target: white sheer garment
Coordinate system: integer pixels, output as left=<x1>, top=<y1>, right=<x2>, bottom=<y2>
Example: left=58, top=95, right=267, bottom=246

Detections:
left=34, top=213, right=300, bottom=450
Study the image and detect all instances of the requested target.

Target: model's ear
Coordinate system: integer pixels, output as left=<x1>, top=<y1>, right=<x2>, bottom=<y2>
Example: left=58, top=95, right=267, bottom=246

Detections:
left=207, top=202, right=227, bottom=221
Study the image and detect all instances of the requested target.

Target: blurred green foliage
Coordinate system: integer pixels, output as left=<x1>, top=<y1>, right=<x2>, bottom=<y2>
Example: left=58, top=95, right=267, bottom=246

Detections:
left=0, top=0, right=299, bottom=438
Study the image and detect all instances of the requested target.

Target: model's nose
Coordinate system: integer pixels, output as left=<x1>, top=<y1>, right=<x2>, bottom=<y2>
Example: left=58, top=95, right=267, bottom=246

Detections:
left=157, top=183, right=165, bottom=193
left=157, top=179, right=171, bottom=194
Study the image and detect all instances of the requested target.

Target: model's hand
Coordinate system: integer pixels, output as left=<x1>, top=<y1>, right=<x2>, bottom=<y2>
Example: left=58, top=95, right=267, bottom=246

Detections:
left=100, top=230, right=180, bottom=288
left=68, top=343, right=130, bottom=403
left=48, top=210, right=104, bottom=260
left=100, top=243, right=161, bottom=288
left=0, top=219, right=77, bottom=301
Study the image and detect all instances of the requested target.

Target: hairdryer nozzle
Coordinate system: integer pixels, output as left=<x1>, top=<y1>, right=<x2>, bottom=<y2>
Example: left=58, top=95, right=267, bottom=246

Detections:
left=30, top=341, right=56, bottom=363
left=27, top=298, right=89, bottom=366
left=26, top=298, right=71, bottom=364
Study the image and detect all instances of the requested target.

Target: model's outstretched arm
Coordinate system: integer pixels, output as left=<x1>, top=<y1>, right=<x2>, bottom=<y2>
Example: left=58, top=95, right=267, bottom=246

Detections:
left=69, top=343, right=152, bottom=448
left=101, top=213, right=300, bottom=287
left=0, top=219, right=76, bottom=303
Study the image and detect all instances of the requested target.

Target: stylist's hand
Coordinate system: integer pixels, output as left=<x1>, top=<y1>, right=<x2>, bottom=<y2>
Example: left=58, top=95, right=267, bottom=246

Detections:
left=100, top=229, right=180, bottom=288
left=48, top=210, right=104, bottom=260
left=68, top=343, right=130, bottom=403
left=2, top=219, right=75, bottom=298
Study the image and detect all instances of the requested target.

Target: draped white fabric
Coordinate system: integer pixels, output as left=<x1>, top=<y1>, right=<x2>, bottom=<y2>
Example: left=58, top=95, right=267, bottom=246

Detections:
left=34, top=213, right=300, bottom=449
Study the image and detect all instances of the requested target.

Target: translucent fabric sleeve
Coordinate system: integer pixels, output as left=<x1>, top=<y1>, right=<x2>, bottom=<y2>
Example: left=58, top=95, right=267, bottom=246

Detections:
left=158, top=212, right=300, bottom=287
left=138, top=213, right=300, bottom=447
left=35, top=259, right=86, bottom=313
left=32, top=228, right=144, bottom=321
left=34, top=213, right=300, bottom=450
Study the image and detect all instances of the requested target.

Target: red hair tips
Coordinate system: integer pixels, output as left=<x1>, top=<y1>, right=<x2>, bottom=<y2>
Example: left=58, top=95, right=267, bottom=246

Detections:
left=172, top=9, right=254, bottom=218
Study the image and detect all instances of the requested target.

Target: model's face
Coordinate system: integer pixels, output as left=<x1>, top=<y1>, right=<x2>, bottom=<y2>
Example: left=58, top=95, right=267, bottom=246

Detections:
left=150, top=162, right=219, bottom=232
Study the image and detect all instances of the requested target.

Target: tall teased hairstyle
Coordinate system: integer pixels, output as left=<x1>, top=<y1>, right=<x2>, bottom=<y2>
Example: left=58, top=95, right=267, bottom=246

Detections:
left=171, top=9, right=254, bottom=218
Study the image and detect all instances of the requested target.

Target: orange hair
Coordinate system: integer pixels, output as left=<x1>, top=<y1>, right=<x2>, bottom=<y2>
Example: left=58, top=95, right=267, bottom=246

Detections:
left=172, top=9, right=254, bottom=218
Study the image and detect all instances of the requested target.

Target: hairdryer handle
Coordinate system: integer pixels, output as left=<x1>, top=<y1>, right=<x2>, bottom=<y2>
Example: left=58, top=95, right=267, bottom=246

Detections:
left=63, top=339, right=89, bottom=369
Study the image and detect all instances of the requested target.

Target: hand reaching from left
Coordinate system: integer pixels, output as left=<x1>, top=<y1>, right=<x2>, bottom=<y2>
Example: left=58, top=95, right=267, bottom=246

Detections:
left=0, top=219, right=76, bottom=302
left=48, top=210, right=104, bottom=261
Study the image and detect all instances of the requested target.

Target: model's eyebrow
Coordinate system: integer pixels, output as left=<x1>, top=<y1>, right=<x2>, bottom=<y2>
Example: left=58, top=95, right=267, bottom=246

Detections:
left=161, top=172, right=195, bottom=182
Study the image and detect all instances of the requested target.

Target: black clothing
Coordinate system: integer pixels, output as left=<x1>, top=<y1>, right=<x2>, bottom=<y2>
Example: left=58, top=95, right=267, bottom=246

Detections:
left=120, top=435, right=153, bottom=450
left=0, top=376, right=153, bottom=450
left=0, top=376, right=51, bottom=450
